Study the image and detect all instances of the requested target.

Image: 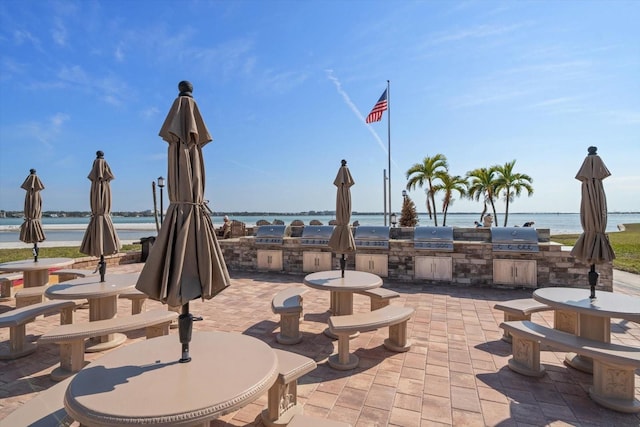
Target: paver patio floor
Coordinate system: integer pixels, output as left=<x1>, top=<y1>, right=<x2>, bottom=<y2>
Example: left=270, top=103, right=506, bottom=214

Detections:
left=1, top=263, right=639, bottom=426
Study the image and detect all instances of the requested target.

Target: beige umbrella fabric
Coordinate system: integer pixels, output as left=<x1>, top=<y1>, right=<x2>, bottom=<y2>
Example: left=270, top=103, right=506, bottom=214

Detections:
left=328, top=159, right=356, bottom=277
left=570, top=146, right=615, bottom=298
left=80, top=151, right=121, bottom=281
left=136, top=81, right=230, bottom=362
left=19, top=169, right=46, bottom=262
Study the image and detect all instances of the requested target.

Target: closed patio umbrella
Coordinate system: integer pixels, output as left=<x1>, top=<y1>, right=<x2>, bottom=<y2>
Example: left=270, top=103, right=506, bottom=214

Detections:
left=79, top=151, right=121, bottom=282
left=570, top=146, right=615, bottom=299
left=328, top=159, right=356, bottom=277
left=19, top=169, right=46, bottom=262
left=136, top=80, right=230, bottom=363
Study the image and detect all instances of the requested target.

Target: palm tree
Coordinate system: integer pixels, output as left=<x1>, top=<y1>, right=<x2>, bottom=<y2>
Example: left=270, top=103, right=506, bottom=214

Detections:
left=406, top=154, right=448, bottom=226
left=466, top=167, right=499, bottom=226
left=432, top=172, right=467, bottom=226
left=495, top=160, right=534, bottom=227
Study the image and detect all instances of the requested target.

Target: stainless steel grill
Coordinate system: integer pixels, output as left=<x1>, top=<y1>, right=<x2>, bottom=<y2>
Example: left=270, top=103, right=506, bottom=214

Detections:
left=491, top=227, right=539, bottom=252
left=254, top=225, right=287, bottom=244
left=300, top=225, right=335, bottom=246
left=354, top=226, right=390, bottom=248
left=414, top=226, right=454, bottom=251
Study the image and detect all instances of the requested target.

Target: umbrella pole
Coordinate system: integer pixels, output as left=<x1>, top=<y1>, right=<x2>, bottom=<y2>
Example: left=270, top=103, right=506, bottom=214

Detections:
left=588, top=264, right=599, bottom=299
left=340, top=254, right=346, bottom=278
left=179, top=302, right=193, bottom=363
left=33, top=243, right=39, bottom=262
left=98, top=255, right=106, bottom=282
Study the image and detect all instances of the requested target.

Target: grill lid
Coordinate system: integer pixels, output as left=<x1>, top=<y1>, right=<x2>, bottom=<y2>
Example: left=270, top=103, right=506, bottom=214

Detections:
left=414, top=226, right=454, bottom=251
left=255, top=225, right=287, bottom=244
left=491, top=227, right=539, bottom=252
left=301, top=225, right=335, bottom=246
left=354, top=226, right=390, bottom=248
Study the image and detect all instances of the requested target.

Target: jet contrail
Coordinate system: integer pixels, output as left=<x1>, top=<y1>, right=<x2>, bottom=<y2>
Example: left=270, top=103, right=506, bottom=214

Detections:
left=325, top=70, right=389, bottom=155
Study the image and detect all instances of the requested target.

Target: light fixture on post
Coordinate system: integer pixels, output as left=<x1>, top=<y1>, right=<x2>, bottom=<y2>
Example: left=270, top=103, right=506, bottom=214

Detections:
left=157, top=176, right=165, bottom=224
left=390, top=212, right=397, bottom=228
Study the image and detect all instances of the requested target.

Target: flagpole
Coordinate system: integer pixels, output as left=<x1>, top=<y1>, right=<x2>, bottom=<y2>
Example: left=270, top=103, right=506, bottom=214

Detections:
left=383, top=169, right=387, bottom=226
left=387, top=80, right=391, bottom=222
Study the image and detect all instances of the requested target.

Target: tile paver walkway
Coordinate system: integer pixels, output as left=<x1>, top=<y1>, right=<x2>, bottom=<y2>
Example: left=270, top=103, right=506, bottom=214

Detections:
left=1, top=263, right=639, bottom=426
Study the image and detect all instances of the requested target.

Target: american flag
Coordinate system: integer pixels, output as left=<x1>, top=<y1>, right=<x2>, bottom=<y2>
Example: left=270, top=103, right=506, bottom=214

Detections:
left=365, top=89, right=388, bottom=123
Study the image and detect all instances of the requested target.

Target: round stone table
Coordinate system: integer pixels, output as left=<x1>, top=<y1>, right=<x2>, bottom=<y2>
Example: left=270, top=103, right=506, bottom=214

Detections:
left=533, top=287, right=640, bottom=373
left=304, top=270, right=383, bottom=338
left=45, top=272, right=139, bottom=353
left=64, top=331, right=278, bottom=427
left=0, top=257, right=74, bottom=288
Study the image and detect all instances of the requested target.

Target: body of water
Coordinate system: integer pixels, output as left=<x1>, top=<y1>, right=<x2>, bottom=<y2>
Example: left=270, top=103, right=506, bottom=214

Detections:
left=1, top=213, right=639, bottom=245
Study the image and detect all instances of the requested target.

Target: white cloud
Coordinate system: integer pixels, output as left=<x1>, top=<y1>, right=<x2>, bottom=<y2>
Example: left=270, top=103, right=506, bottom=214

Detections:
left=52, top=19, right=67, bottom=46
left=428, top=23, right=527, bottom=45
left=13, top=30, right=40, bottom=48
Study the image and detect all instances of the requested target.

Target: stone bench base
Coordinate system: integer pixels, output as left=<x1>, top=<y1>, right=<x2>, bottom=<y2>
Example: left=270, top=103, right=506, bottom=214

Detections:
left=271, top=288, right=307, bottom=345
left=328, top=305, right=414, bottom=370
left=501, top=320, right=640, bottom=413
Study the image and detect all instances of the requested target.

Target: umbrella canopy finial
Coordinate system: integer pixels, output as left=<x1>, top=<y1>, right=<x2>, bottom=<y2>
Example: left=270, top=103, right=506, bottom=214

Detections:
left=29, top=168, right=36, bottom=174
left=178, top=80, right=193, bottom=97
left=588, top=146, right=597, bottom=155
left=341, top=159, right=347, bottom=166
left=96, top=150, right=104, bottom=159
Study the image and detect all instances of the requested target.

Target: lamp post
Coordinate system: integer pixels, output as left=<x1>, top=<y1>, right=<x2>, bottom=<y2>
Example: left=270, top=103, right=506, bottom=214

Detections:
left=390, top=212, right=397, bottom=228
left=157, top=176, right=165, bottom=224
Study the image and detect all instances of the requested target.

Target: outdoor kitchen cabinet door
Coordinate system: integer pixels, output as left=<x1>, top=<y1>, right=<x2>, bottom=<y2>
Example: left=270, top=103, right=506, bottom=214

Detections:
left=355, top=254, right=388, bottom=277
left=493, top=259, right=537, bottom=287
left=302, top=251, right=332, bottom=272
left=257, top=250, right=283, bottom=271
left=414, top=256, right=453, bottom=281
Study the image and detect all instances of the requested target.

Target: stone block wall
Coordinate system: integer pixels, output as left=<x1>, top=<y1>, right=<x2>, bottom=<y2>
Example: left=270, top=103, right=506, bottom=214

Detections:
left=92, top=226, right=611, bottom=291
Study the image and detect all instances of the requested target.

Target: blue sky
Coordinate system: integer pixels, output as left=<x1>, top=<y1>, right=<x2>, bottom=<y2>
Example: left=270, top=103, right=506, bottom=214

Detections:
left=1, top=0, right=638, bottom=215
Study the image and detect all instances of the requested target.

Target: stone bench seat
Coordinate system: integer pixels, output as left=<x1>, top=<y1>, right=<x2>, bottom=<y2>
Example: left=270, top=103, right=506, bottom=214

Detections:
left=271, top=287, right=308, bottom=345
left=0, top=299, right=82, bottom=360
left=494, top=298, right=553, bottom=342
left=39, top=309, right=177, bottom=381
left=355, top=288, right=400, bottom=310
left=0, top=272, right=23, bottom=299
left=14, top=286, right=49, bottom=308
left=328, top=305, right=414, bottom=370
left=261, top=348, right=317, bottom=427
left=118, top=288, right=148, bottom=314
left=500, top=320, right=640, bottom=413
left=1, top=376, right=74, bottom=426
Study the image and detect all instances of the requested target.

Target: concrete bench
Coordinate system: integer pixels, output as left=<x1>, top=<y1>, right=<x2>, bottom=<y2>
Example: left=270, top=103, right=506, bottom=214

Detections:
left=119, top=288, right=148, bottom=314
left=494, top=298, right=577, bottom=342
left=261, top=348, right=317, bottom=426
left=288, top=414, right=352, bottom=427
left=0, top=299, right=82, bottom=360
left=356, top=288, right=400, bottom=310
left=14, top=286, right=48, bottom=308
left=50, top=268, right=97, bottom=282
left=39, top=309, right=177, bottom=381
left=501, top=320, right=640, bottom=413
left=271, top=288, right=308, bottom=345
left=494, top=298, right=553, bottom=342
left=328, top=305, right=414, bottom=370
left=1, top=376, right=74, bottom=426
left=0, top=272, right=23, bottom=300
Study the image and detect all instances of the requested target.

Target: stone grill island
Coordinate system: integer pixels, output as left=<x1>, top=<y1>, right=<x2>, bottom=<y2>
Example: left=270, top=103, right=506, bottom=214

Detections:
left=214, top=226, right=613, bottom=291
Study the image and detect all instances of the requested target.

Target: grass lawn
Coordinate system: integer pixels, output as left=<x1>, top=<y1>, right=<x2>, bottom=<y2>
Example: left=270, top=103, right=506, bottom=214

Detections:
left=0, top=244, right=141, bottom=264
left=551, top=223, right=640, bottom=275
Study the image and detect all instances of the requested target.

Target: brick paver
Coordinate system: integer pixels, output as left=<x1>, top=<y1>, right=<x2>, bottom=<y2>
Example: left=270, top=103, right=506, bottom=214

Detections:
left=1, top=263, right=639, bottom=426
